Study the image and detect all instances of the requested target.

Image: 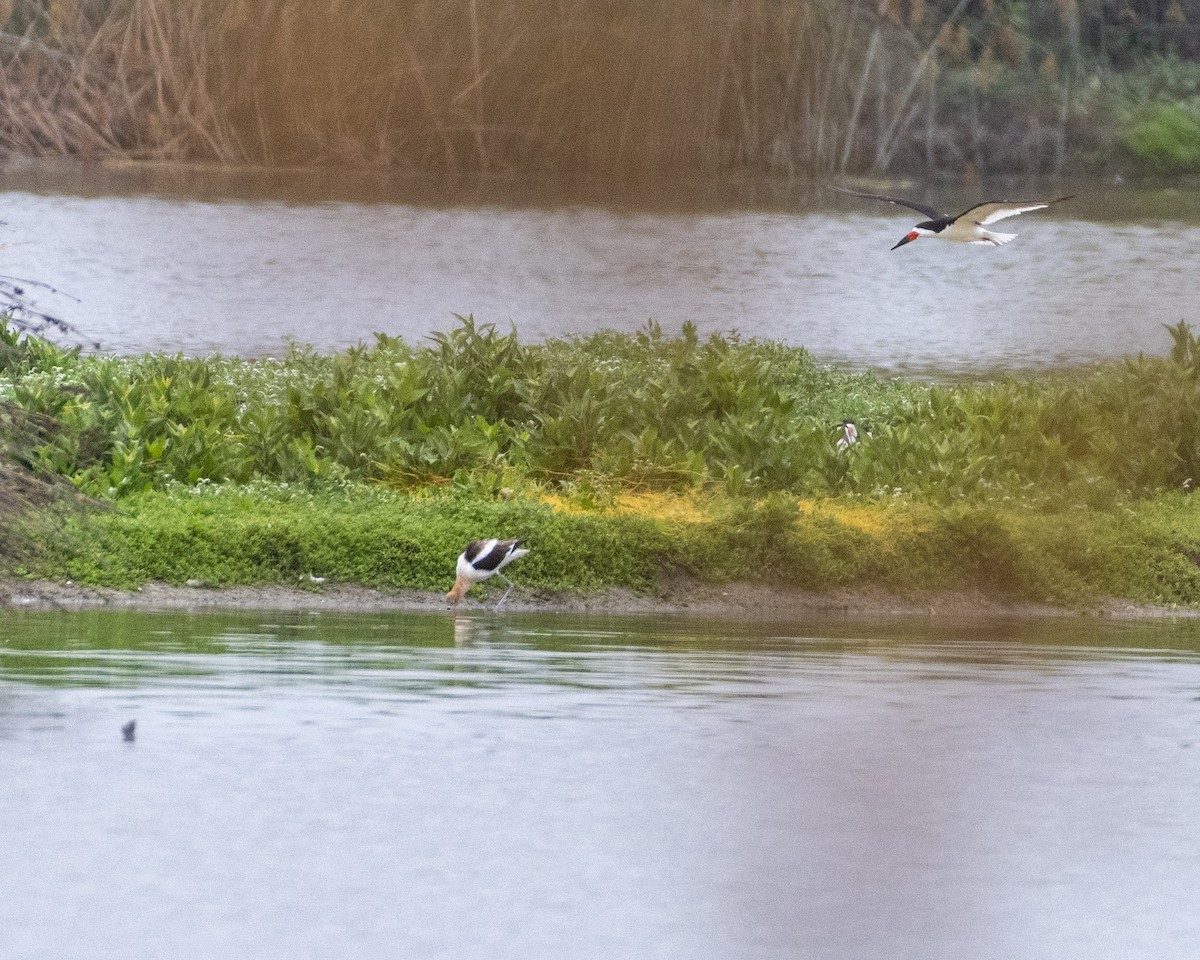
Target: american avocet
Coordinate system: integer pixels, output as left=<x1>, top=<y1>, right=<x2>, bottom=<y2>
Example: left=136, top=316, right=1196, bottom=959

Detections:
left=833, top=185, right=1073, bottom=248
left=836, top=420, right=858, bottom=451
left=447, top=538, right=529, bottom=611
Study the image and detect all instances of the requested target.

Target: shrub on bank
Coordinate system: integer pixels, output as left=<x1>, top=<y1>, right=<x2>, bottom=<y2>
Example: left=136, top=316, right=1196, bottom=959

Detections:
left=3, top=316, right=1199, bottom=505
left=1123, top=102, right=1200, bottom=176
left=5, top=317, right=1200, bottom=606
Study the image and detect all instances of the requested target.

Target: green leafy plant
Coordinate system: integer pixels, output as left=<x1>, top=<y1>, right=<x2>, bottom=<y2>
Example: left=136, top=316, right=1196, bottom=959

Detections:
left=3, top=317, right=1200, bottom=507
left=1122, top=101, right=1200, bottom=175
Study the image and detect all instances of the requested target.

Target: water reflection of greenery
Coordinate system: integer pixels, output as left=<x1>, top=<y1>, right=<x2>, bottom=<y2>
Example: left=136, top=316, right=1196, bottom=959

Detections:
left=2, top=609, right=1197, bottom=694
left=0, top=608, right=454, bottom=688
left=0, top=610, right=221, bottom=688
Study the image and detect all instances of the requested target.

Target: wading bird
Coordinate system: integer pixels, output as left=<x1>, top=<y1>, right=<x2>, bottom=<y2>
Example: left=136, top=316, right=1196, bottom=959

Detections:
left=447, top=539, right=529, bottom=611
left=836, top=420, right=858, bottom=451
left=832, top=185, right=1074, bottom=248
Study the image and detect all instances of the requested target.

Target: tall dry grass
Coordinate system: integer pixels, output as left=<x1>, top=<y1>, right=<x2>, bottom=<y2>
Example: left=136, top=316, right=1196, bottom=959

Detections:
left=0, top=0, right=1111, bottom=176
left=0, top=0, right=879, bottom=175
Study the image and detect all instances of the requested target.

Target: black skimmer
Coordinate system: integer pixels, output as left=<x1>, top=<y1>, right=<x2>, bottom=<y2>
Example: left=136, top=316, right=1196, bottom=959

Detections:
left=833, top=185, right=1073, bottom=248
left=447, top=538, right=530, bottom=611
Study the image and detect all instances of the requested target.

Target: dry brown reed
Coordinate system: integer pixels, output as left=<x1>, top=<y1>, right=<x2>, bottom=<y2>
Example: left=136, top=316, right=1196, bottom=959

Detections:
left=0, top=0, right=1103, bottom=176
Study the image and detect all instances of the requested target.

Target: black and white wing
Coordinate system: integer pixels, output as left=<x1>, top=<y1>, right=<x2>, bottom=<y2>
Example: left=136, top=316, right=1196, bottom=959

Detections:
left=463, top=538, right=524, bottom=573
left=830, top=185, right=943, bottom=221
left=956, top=195, right=1075, bottom=225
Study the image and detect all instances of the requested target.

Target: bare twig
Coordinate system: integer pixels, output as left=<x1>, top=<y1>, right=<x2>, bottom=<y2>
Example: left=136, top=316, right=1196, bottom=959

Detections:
left=874, top=0, right=972, bottom=172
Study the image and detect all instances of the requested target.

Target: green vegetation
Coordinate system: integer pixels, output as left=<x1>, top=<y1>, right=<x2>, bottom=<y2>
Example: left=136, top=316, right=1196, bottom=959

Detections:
left=2, top=316, right=1200, bottom=608
left=3, top=316, right=1199, bottom=503
left=33, top=484, right=666, bottom=595
left=20, top=484, right=1200, bottom=609
left=1095, top=54, right=1200, bottom=174
left=1122, top=102, right=1200, bottom=175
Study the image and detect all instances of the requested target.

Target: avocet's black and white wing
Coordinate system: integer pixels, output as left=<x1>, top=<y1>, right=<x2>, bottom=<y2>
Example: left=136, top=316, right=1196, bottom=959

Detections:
left=449, top=538, right=530, bottom=610
left=830, top=185, right=944, bottom=221
left=461, top=538, right=526, bottom=575
left=955, top=196, right=1075, bottom=225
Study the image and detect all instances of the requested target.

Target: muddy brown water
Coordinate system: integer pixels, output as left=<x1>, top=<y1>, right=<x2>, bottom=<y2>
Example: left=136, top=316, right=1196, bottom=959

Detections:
left=4, top=163, right=1197, bottom=374
left=2, top=608, right=1199, bottom=959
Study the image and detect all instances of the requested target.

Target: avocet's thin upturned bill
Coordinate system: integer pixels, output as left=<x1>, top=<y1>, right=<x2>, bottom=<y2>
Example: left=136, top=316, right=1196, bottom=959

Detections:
left=833, top=185, right=1074, bottom=249
left=447, top=539, right=529, bottom=610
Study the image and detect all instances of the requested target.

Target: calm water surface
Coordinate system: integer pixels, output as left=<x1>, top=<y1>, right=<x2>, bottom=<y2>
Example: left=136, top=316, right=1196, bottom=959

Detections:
left=2, top=608, right=1199, bottom=959
left=5, top=164, right=1200, bottom=373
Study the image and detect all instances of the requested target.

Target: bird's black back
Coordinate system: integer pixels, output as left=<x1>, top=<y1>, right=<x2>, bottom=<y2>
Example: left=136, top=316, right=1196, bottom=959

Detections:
left=465, top=538, right=524, bottom=572
left=917, top=217, right=954, bottom=233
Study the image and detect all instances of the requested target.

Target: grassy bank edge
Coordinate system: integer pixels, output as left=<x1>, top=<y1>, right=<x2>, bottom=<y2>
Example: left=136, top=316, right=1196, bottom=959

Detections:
left=11, top=483, right=1200, bottom=613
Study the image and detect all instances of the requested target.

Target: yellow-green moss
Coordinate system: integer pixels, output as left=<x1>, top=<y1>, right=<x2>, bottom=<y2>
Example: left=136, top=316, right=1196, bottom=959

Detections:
left=20, top=483, right=1200, bottom=608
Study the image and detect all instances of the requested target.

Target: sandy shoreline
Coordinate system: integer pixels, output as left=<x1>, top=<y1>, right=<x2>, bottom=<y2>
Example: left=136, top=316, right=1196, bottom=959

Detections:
left=2, top=577, right=1194, bottom=621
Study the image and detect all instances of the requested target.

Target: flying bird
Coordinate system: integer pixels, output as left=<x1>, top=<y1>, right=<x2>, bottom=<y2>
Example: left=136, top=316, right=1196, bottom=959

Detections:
left=832, top=185, right=1074, bottom=249
left=447, top=538, right=530, bottom=611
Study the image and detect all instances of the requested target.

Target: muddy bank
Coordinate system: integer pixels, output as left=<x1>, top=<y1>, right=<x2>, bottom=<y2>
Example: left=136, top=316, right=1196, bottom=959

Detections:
left=2, top=576, right=1193, bottom=622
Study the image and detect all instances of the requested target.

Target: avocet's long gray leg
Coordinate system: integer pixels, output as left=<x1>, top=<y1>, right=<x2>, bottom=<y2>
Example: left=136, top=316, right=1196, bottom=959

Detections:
left=493, top=573, right=516, bottom=612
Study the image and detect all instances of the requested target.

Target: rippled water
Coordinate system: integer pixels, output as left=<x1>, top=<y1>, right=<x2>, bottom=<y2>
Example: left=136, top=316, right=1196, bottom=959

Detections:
left=5, top=164, right=1199, bottom=373
left=2, top=608, right=1199, bottom=959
